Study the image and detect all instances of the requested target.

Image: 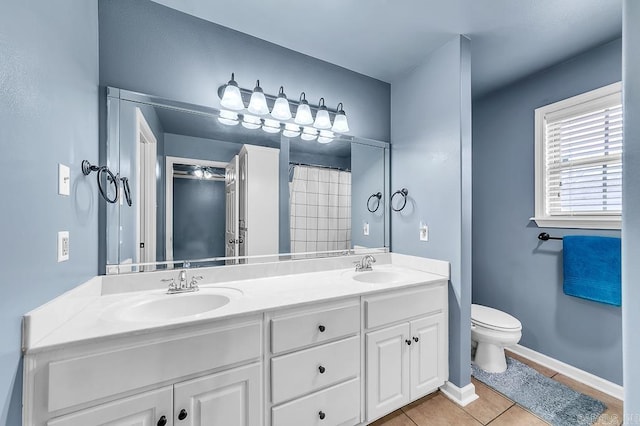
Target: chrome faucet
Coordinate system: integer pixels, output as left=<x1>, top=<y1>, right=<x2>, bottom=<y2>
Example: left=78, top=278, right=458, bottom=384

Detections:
left=162, top=270, right=202, bottom=294
left=355, top=254, right=376, bottom=272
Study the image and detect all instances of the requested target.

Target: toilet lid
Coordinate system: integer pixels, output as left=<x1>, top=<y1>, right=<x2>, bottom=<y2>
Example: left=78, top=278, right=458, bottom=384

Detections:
left=471, top=304, right=521, bottom=331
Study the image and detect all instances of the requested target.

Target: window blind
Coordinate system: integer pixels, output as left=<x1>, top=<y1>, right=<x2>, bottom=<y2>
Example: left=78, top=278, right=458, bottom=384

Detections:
left=544, top=96, right=623, bottom=216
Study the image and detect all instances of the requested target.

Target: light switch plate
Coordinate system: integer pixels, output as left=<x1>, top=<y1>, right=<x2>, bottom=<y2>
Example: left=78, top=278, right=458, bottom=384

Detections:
left=58, top=231, right=69, bottom=262
left=419, top=222, right=429, bottom=241
left=363, top=222, right=370, bottom=236
left=58, top=164, right=70, bottom=196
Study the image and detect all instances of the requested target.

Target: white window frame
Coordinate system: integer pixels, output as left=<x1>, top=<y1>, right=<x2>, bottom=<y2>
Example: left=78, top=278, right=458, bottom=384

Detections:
left=533, top=82, right=622, bottom=230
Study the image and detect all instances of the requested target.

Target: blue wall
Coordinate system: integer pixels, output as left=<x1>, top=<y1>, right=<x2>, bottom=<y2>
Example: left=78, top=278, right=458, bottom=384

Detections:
left=0, top=1, right=99, bottom=424
left=622, top=0, right=640, bottom=413
left=391, top=36, right=473, bottom=388
left=473, top=39, right=623, bottom=384
left=98, top=0, right=390, bottom=142
left=351, top=143, right=386, bottom=248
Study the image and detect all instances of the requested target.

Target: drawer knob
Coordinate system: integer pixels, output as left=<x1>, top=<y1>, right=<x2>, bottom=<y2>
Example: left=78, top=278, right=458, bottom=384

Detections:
left=157, top=416, right=167, bottom=426
left=318, top=365, right=326, bottom=374
left=413, top=336, right=420, bottom=343
left=318, top=325, right=326, bottom=332
left=178, top=409, right=188, bottom=420
left=405, top=339, right=412, bottom=345
left=319, top=411, right=326, bottom=420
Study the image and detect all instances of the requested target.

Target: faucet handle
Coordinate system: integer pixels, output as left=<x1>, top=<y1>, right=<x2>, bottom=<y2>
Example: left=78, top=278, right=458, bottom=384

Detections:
left=190, top=275, right=203, bottom=288
left=161, top=278, right=177, bottom=291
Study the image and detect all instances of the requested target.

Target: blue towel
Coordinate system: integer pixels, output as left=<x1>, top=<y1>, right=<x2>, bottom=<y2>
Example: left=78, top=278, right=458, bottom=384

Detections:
left=563, top=236, right=621, bottom=306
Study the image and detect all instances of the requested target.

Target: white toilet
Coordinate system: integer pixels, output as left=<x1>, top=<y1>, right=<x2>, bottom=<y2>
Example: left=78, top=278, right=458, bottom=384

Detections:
left=471, top=304, right=522, bottom=373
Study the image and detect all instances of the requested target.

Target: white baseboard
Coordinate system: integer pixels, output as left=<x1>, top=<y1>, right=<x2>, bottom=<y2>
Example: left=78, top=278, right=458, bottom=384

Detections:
left=440, top=381, right=479, bottom=406
left=508, top=344, right=623, bottom=401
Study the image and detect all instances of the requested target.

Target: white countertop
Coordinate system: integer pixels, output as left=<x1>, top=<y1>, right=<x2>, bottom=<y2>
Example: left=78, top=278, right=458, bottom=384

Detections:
left=23, top=253, right=449, bottom=354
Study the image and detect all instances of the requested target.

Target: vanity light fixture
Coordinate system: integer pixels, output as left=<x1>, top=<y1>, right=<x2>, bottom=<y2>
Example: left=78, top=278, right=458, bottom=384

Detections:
left=282, top=123, right=301, bottom=138
left=271, top=86, right=292, bottom=121
left=220, top=73, right=245, bottom=111
left=317, top=129, right=334, bottom=144
left=294, top=92, right=314, bottom=125
left=247, top=80, right=269, bottom=115
left=313, top=98, right=332, bottom=130
left=242, top=114, right=262, bottom=130
left=262, top=118, right=281, bottom=133
left=218, top=109, right=239, bottom=126
left=301, top=127, right=318, bottom=141
left=331, top=103, right=350, bottom=133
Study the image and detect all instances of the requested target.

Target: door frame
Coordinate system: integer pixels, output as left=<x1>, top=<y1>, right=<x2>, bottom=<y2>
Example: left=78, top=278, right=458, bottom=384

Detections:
left=165, top=156, right=228, bottom=263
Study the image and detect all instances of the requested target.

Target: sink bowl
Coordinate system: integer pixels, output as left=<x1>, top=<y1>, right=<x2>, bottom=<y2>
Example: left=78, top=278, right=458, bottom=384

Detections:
left=350, top=270, right=404, bottom=284
left=106, top=288, right=242, bottom=323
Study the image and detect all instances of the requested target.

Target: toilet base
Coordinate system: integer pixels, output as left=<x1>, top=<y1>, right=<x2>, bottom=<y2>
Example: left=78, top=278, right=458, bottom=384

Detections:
left=473, top=341, right=507, bottom=373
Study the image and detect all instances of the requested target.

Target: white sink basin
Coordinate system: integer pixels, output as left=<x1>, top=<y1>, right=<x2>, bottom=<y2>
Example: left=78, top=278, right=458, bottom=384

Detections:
left=352, top=270, right=404, bottom=284
left=106, top=288, right=242, bottom=323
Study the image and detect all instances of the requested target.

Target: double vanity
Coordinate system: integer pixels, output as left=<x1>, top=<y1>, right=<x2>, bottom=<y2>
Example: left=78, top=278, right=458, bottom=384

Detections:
left=22, top=253, right=449, bottom=426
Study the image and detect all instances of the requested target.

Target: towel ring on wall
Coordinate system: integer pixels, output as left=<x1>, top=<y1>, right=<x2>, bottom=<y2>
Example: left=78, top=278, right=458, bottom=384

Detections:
left=367, top=192, right=382, bottom=213
left=391, top=188, right=409, bottom=212
left=538, top=232, right=562, bottom=241
left=82, top=160, right=132, bottom=206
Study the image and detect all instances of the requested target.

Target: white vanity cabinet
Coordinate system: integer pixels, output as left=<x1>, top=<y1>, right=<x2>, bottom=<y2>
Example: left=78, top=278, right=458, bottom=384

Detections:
left=23, top=317, right=263, bottom=426
left=364, top=284, right=448, bottom=423
left=267, top=299, right=362, bottom=426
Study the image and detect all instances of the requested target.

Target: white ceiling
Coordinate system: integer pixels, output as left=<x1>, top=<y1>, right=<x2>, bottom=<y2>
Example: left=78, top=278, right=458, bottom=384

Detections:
left=151, top=0, right=622, bottom=96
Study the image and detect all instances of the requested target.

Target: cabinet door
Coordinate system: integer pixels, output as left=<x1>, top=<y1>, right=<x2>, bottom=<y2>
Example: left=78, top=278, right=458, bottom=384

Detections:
left=48, top=386, right=172, bottom=426
left=366, top=323, right=410, bottom=422
left=410, top=314, right=447, bottom=400
left=173, top=363, right=262, bottom=426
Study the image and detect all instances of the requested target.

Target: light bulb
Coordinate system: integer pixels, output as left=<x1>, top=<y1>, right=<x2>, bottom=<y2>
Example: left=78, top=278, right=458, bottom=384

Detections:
left=271, top=86, right=292, bottom=120
left=220, top=73, right=244, bottom=111
left=193, top=168, right=204, bottom=178
left=218, top=109, right=239, bottom=126
left=247, top=80, right=269, bottom=115
left=242, top=114, right=261, bottom=130
left=283, top=123, right=301, bottom=138
left=313, top=97, right=332, bottom=129
left=262, top=118, right=281, bottom=133
left=331, top=102, right=350, bottom=133
left=301, top=127, right=317, bottom=141
left=294, top=92, right=314, bottom=125
left=317, top=130, right=334, bottom=144
left=203, top=169, right=213, bottom=179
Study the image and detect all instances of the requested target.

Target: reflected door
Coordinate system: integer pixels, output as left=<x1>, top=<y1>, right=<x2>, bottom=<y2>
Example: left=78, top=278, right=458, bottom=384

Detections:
left=225, top=155, right=240, bottom=263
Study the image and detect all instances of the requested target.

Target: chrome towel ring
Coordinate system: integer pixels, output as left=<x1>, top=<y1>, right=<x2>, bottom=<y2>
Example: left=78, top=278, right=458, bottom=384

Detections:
left=81, top=160, right=132, bottom=206
left=367, top=192, right=382, bottom=213
left=391, top=188, right=409, bottom=212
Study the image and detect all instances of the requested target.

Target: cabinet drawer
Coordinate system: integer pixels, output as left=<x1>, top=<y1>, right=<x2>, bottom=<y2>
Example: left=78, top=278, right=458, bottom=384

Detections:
left=271, top=302, right=359, bottom=354
left=272, top=378, right=360, bottom=426
left=364, top=285, right=446, bottom=329
left=48, top=321, right=261, bottom=412
left=271, top=336, right=359, bottom=404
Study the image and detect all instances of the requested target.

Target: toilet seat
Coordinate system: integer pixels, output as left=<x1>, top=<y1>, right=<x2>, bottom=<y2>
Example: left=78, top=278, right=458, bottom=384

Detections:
left=471, top=304, right=521, bottom=331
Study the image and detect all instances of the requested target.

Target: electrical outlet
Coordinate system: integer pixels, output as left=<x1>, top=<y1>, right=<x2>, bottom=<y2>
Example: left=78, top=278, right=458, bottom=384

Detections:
left=58, top=231, right=69, bottom=262
left=363, top=222, right=370, bottom=236
left=419, top=222, right=429, bottom=241
left=58, top=164, right=70, bottom=196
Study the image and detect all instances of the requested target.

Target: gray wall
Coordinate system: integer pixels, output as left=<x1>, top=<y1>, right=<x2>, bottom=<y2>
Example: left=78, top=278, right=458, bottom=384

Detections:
left=472, top=39, right=623, bottom=384
left=391, top=36, right=473, bottom=388
left=351, top=143, right=386, bottom=248
left=98, top=0, right=390, bottom=142
left=0, top=1, right=99, bottom=424
left=623, top=0, right=640, bottom=412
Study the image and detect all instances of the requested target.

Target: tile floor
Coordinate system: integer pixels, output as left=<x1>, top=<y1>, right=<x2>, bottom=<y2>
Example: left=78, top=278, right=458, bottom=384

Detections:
left=370, top=351, right=624, bottom=426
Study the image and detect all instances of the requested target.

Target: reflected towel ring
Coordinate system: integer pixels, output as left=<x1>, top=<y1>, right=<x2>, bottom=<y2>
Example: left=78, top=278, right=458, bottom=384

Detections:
left=391, top=188, right=409, bottom=212
left=367, top=192, right=382, bottom=213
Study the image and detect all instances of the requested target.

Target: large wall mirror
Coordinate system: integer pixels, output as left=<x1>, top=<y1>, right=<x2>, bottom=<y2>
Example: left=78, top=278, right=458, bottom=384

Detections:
left=105, top=88, right=390, bottom=273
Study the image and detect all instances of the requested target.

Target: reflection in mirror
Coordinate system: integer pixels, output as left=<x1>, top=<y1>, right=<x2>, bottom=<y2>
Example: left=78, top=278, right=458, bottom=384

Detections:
left=105, top=89, right=389, bottom=273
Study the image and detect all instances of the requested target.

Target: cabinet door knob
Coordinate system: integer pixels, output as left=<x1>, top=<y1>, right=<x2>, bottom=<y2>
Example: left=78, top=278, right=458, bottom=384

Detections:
left=318, top=325, right=326, bottom=332
left=318, top=365, right=326, bottom=374
left=413, top=336, right=419, bottom=343
left=405, top=339, right=412, bottom=345
left=319, top=411, right=326, bottom=420
left=178, top=409, right=188, bottom=420
left=157, top=416, right=167, bottom=426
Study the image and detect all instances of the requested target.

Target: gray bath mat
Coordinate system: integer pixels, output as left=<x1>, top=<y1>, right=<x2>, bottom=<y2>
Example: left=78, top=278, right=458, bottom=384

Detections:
left=472, top=357, right=606, bottom=426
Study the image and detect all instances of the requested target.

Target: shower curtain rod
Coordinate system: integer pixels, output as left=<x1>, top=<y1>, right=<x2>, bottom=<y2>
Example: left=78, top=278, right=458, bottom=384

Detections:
left=289, top=161, right=351, bottom=172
